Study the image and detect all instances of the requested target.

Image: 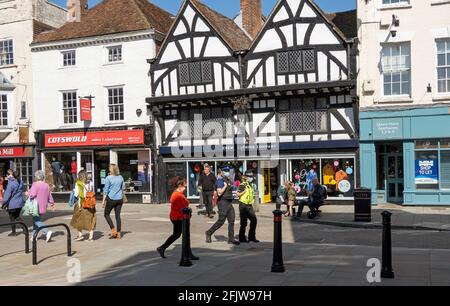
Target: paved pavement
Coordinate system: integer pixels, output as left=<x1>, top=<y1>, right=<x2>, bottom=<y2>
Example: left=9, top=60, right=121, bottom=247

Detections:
left=0, top=203, right=449, bottom=286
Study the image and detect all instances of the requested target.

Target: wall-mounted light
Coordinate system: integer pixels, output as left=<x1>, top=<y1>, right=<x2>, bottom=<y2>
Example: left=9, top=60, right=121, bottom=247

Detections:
left=390, top=30, right=397, bottom=38
left=136, top=109, right=143, bottom=117
left=427, top=83, right=432, bottom=93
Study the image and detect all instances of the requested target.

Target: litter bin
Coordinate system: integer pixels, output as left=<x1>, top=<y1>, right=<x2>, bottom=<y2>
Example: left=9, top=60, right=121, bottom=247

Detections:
left=354, top=188, right=372, bottom=222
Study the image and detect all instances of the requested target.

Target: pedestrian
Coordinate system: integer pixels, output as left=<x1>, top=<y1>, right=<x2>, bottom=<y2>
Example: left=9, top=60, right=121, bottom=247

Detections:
left=276, top=181, right=288, bottom=210
left=157, top=177, right=199, bottom=260
left=236, top=170, right=259, bottom=243
left=28, top=170, right=55, bottom=242
left=197, top=163, right=216, bottom=219
left=0, top=176, right=4, bottom=203
left=70, top=156, right=77, bottom=189
left=51, top=156, right=63, bottom=192
left=70, top=170, right=96, bottom=242
left=1, top=170, right=25, bottom=236
left=285, top=182, right=297, bottom=217
left=297, top=178, right=327, bottom=219
left=205, top=167, right=240, bottom=245
left=102, top=164, right=125, bottom=240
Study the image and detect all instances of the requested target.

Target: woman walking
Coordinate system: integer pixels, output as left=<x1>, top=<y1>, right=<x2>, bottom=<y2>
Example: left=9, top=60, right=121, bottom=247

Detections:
left=102, top=164, right=125, bottom=240
left=28, top=170, right=55, bottom=242
left=70, top=170, right=96, bottom=242
left=157, top=177, right=199, bottom=260
left=1, top=170, right=25, bottom=236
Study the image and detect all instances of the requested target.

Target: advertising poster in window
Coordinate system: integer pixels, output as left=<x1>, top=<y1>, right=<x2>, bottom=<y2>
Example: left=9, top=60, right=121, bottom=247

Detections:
left=138, top=151, right=151, bottom=192
left=415, top=159, right=439, bottom=185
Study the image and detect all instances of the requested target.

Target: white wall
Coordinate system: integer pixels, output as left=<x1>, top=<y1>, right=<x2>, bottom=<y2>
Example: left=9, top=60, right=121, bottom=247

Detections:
left=358, top=0, right=450, bottom=108
left=32, top=36, right=156, bottom=131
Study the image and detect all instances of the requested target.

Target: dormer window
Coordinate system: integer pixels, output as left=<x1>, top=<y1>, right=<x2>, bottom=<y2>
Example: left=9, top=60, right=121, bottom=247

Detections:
left=178, top=61, right=213, bottom=86
left=276, top=49, right=316, bottom=74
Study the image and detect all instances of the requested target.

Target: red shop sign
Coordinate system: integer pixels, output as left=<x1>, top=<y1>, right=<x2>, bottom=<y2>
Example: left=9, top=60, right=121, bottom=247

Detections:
left=0, top=147, right=27, bottom=157
left=80, top=98, right=92, bottom=121
left=45, top=130, right=145, bottom=148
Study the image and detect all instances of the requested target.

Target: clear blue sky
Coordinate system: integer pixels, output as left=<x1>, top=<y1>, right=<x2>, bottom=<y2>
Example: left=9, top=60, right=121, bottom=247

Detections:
left=51, top=0, right=355, bottom=16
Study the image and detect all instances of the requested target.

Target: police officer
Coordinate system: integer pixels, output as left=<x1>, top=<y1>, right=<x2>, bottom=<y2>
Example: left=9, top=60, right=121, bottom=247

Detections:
left=205, top=167, right=240, bottom=245
left=236, top=170, right=259, bottom=243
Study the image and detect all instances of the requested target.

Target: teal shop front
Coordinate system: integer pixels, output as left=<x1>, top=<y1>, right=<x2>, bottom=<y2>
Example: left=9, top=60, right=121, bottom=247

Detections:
left=360, top=105, right=450, bottom=205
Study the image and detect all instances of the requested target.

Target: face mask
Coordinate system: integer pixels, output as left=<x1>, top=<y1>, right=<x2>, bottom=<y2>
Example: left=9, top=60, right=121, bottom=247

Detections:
left=248, top=178, right=254, bottom=183
left=223, top=172, right=230, bottom=178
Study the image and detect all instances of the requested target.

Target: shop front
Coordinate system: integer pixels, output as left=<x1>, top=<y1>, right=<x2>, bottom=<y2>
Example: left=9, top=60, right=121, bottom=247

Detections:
left=158, top=140, right=357, bottom=203
left=360, top=105, right=450, bottom=205
left=0, top=146, right=35, bottom=189
left=38, top=128, right=152, bottom=203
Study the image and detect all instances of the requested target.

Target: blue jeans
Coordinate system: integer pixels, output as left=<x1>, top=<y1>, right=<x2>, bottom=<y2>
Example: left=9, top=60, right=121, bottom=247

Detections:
left=32, top=216, right=48, bottom=236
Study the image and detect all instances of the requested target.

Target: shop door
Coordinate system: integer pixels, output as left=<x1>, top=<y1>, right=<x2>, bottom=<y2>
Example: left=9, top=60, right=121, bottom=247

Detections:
left=386, top=154, right=404, bottom=203
left=94, top=151, right=110, bottom=194
left=261, top=161, right=278, bottom=203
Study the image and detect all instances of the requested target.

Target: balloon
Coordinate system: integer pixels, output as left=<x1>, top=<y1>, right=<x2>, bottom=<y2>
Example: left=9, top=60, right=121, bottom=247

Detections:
left=346, top=167, right=353, bottom=175
left=294, top=185, right=301, bottom=193
left=334, top=161, right=339, bottom=167
left=295, top=174, right=300, bottom=180
left=194, top=164, right=200, bottom=172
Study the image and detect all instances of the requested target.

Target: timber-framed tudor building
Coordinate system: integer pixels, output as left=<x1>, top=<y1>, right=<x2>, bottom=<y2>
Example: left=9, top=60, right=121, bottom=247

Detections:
left=147, top=0, right=358, bottom=203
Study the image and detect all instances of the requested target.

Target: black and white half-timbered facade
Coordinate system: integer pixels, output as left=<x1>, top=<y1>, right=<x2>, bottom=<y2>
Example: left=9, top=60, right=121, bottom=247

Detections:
left=147, top=0, right=358, bottom=203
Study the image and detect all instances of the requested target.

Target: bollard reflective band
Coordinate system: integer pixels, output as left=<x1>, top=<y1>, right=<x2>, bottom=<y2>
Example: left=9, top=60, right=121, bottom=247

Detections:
left=274, top=216, right=282, bottom=222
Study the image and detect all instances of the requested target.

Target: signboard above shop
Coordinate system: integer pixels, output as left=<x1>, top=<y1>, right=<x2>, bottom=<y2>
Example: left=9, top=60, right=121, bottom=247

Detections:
left=0, top=146, right=33, bottom=158
left=372, top=118, right=403, bottom=140
left=44, top=130, right=145, bottom=148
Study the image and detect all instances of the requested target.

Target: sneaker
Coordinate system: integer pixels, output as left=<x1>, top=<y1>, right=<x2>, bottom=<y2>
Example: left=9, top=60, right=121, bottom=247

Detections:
left=46, top=231, right=53, bottom=243
left=239, top=238, right=249, bottom=243
left=190, top=254, right=200, bottom=261
left=228, top=240, right=240, bottom=245
left=249, top=239, right=260, bottom=243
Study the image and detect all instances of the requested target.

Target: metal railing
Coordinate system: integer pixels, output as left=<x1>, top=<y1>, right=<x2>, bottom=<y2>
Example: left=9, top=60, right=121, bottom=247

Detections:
left=0, top=222, right=30, bottom=254
left=32, top=223, right=72, bottom=265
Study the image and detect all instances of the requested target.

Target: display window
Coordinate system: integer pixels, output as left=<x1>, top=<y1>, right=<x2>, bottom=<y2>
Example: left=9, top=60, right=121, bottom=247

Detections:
left=44, top=152, right=77, bottom=192
left=117, top=150, right=151, bottom=193
left=291, top=159, right=320, bottom=196
left=188, top=161, right=215, bottom=197
left=322, top=159, right=355, bottom=197
left=291, top=157, right=355, bottom=198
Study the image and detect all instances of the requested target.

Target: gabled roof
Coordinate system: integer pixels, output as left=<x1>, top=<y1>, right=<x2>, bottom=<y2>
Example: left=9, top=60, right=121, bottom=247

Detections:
left=190, top=0, right=251, bottom=51
left=326, top=10, right=357, bottom=40
left=33, top=0, right=174, bottom=44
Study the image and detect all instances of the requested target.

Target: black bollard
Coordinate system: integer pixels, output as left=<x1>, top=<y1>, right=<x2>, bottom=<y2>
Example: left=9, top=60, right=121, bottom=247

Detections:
left=381, top=211, right=394, bottom=278
left=271, top=210, right=285, bottom=273
left=179, top=207, right=193, bottom=267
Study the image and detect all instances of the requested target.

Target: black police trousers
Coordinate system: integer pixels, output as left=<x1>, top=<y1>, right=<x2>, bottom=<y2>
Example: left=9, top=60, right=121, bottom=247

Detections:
left=239, top=203, right=257, bottom=241
left=206, top=198, right=235, bottom=241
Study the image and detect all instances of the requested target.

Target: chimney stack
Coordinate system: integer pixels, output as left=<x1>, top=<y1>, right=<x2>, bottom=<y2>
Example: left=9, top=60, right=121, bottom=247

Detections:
left=67, top=0, right=88, bottom=22
left=241, top=0, right=263, bottom=39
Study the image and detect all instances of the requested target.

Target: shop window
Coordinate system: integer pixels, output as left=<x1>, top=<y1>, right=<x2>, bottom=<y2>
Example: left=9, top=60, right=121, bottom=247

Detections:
left=440, top=151, right=450, bottom=189
left=377, top=153, right=386, bottom=190
left=322, top=159, right=355, bottom=197
left=108, top=87, right=124, bottom=121
left=188, top=161, right=215, bottom=197
left=415, top=151, right=439, bottom=190
left=0, top=94, right=8, bottom=126
left=291, top=159, right=321, bottom=197
left=415, top=140, right=438, bottom=149
left=117, top=150, right=151, bottom=193
left=44, top=153, right=78, bottom=192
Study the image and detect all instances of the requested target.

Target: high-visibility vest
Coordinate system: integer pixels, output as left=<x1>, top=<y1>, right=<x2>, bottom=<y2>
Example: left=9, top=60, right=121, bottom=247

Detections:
left=239, top=182, right=255, bottom=205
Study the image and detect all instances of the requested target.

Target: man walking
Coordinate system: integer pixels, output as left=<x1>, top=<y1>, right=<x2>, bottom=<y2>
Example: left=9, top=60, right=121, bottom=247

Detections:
left=236, top=171, right=259, bottom=243
left=205, top=167, right=240, bottom=245
left=197, top=163, right=216, bottom=218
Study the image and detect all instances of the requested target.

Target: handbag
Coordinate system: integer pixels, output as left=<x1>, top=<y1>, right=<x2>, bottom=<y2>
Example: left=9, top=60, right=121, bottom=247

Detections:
left=22, top=198, right=39, bottom=217
left=82, top=191, right=96, bottom=209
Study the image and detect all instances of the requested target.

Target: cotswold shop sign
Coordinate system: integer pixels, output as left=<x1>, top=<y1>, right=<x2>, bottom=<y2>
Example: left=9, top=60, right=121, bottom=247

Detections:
left=44, top=130, right=145, bottom=148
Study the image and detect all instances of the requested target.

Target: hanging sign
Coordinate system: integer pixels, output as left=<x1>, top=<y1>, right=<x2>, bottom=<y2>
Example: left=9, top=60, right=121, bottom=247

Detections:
left=80, top=98, right=92, bottom=121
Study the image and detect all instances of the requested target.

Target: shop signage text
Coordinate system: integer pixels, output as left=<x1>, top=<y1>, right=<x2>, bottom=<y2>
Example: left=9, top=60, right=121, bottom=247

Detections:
left=45, top=130, right=145, bottom=148
left=373, top=118, right=403, bottom=140
left=415, top=159, right=439, bottom=185
left=0, top=147, right=27, bottom=157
